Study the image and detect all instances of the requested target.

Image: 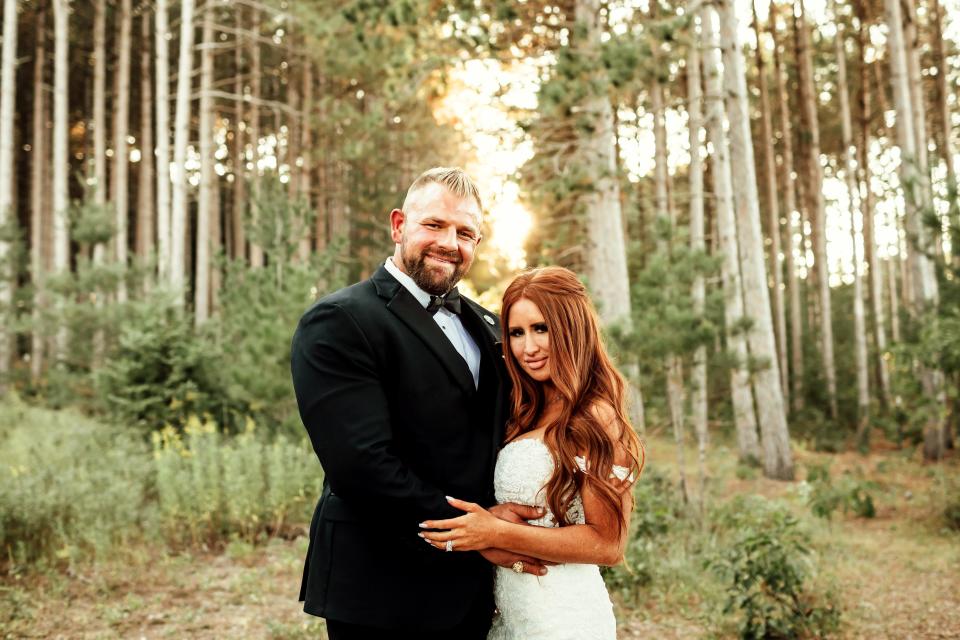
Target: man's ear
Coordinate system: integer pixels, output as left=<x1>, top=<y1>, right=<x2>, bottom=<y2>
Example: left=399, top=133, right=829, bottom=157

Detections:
left=389, top=209, right=405, bottom=244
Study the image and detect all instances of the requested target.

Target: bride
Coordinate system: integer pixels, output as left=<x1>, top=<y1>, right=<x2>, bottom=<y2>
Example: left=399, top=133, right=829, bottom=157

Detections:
left=420, top=266, right=645, bottom=639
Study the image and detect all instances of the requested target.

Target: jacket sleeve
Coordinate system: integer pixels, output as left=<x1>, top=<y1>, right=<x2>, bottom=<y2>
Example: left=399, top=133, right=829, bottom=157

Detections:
left=290, top=301, right=461, bottom=528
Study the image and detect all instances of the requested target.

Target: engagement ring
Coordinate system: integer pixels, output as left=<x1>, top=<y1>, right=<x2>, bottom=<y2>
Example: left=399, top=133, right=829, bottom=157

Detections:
left=512, top=561, right=524, bottom=574
left=445, top=540, right=454, bottom=552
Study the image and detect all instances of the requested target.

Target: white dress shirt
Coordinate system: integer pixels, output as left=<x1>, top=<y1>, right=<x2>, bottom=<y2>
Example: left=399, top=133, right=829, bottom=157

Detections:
left=384, top=258, right=481, bottom=388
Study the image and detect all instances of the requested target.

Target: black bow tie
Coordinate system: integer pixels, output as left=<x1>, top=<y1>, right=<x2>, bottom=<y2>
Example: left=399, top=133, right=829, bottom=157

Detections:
left=426, top=288, right=462, bottom=316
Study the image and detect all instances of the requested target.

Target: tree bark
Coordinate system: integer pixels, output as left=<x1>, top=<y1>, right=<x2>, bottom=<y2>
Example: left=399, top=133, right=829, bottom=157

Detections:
left=0, top=0, right=19, bottom=385
left=795, top=0, right=838, bottom=419
left=30, top=0, right=48, bottom=381
left=575, top=0, right=645, bottom=432
left=137, top=11, right=155, bottom=266
left=702, top=4, right=761, bottom=463
left=298, top=59, right=314, bottom=262
left=771, top=3, right=805, bottom=412
left=652, top=76, right=689, bottom=502
left=884, top=0, right=946, bottom=459
left=902, top=0, right=935, bottom=251
left=231, top=28, right=246, bottom=261
left=155, top=0, right=171, bottom=281
left=856, top=0, right=892, bottom=407
left=832, top=0, right=871, bottom=439
left=52, top=0, right=69, bottom=359
left=930, top=0, right=957, bottom=253
left=111, top=0, right=132, bottom=302
left=195, top=4, right=214, bottom=324
left=719, top=0, right=794, bottom=479
left=752, top=0, right=789, bottom=407
left=170, top=0, right=196, bottom=295
left=248, top=6, right=264, bottom=268
left=687, top=32, right=709, bottom=515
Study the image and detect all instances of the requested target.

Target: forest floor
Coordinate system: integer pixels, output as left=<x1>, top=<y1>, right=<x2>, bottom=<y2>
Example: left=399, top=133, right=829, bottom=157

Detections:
left=2, top=431, right=958, bottom=639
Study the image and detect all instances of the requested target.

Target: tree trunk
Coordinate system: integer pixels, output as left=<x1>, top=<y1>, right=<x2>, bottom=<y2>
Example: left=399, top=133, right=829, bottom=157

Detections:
left=752, top=0, right=789, bottom=407
left=884, top=0, right=946, bottom=460
left=856, top=0, right=891, bottom=407
left=574, top=0, right=645, bottom=432
left=652, top=76, right=689, bottom=502
left=195, top=4, right=214, bottom=324
left=231, top=29, right=246, bottom=262
left=248, top=6, right=264, bottom=268
left=137, top=11, right=155, bottom=267
left=52, top=0, right=69, bottom=359
left=155, top=0, right=171, bottom=281
left=93, top=0, right=107, bottom=222
left=111, top=0, right=132, bottom=302
left=30, top=0, right=48, bottom=381
left=0, top=0, right=19, bottom=386
left=719, top=0, right=794, bottom=479
left=795, top=0, right=838, bottom=419
left=832, top=0, right=870, bottom=440
left=902, top=0, right=935, bottom=252
left=170, top=0, right=195, bottom=295
left=771, top=3, right=805, bottom=413
left=702, top=4, right=761, bottom=463
left=298, top=59, right=314, bottom=262
left=687, top=34, right=709, bottom=515
left=930, top=0, right=957, bottom=253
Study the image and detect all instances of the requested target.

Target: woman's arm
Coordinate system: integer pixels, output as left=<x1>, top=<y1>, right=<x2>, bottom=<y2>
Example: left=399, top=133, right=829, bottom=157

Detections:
left=420, top=486, right=631, bottom=565
left=420, top=401, right=637, bottom=565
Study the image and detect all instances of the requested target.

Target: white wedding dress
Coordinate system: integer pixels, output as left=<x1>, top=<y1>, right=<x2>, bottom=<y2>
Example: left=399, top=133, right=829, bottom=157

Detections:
left=487, top=437, right=629, bottom=640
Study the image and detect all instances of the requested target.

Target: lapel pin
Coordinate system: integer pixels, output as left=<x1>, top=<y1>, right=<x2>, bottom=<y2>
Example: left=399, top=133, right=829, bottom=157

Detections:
left=484, top=315, right=495, bottom=325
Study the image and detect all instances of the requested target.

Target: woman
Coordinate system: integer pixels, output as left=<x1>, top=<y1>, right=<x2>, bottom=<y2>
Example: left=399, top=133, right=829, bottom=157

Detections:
left=420, top=266, right=645, bottom=639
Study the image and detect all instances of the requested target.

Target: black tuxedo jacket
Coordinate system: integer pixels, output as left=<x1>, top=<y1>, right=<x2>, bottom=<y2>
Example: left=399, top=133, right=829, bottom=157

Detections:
left=291, top=264, right=509, bottom=630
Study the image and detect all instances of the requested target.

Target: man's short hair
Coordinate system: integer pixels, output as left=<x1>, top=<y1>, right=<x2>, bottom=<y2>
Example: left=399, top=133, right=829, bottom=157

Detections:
left=402, top=167, right=483, bottom=215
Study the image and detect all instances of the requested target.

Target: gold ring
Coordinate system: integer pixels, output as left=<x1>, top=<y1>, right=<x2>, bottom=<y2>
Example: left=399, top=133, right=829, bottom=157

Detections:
left=511, top=561, right=524, bottom=574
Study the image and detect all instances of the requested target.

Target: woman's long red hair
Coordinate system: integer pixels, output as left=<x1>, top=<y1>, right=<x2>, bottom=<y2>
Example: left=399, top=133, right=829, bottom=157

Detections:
left=501, top=267, right=645, bottom=534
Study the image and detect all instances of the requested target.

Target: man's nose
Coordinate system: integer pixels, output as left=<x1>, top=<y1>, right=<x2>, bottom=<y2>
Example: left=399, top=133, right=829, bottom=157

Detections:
left=436, top=227, right=458, bottom=250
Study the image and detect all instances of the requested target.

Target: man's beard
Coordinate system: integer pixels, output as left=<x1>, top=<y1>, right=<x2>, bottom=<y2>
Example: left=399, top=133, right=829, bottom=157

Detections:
left=400, top=241, right=466, bottom=296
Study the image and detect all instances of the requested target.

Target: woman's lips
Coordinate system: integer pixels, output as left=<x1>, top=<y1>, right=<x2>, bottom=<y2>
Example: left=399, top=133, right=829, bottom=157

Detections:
left=524, top=358, right=547, bottom=371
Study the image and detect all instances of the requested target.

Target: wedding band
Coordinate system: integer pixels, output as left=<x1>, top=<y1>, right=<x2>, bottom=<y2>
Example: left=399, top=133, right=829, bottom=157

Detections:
left=512, top=561, right=524, bottom=574
left=445, top=540, right=454, bottom=552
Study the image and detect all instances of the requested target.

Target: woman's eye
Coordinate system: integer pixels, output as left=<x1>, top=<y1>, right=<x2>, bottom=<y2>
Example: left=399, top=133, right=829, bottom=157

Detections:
left=534, top=324, right=548, bottom=333
left=508, top=329, right=523, bottom=337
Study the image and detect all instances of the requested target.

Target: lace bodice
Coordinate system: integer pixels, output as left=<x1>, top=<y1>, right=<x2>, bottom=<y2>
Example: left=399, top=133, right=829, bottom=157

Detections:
left=493, top=438, right=633, bottom=527
left=488, top=437, right=621, bottom=640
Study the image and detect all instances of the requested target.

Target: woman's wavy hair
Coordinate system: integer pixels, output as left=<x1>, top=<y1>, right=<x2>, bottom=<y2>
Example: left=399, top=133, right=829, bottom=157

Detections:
left=501, top=266, right=645, bottom=534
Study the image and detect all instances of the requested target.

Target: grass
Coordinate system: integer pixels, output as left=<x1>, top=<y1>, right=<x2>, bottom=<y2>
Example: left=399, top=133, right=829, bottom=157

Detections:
left=1, top=405, right=958, bottom=638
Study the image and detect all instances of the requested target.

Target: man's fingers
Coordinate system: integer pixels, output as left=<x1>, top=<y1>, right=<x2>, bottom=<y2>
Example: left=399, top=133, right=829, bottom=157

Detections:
left=504, top=502, right=546, bottom=520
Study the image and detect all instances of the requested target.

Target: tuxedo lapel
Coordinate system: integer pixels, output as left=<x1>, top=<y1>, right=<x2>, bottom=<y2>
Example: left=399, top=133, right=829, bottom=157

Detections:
left=372, top=266, right=475, bottom=394
left=460, top=301, right=509, bottom=458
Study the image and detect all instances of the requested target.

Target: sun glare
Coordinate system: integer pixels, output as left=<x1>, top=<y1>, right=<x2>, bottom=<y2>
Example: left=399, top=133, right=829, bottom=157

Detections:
left=434, top=59, right=541, bottom=272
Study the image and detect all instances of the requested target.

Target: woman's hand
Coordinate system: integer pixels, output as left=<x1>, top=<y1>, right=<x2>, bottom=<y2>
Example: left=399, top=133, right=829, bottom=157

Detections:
left=418, top=497, right=506, bottom=552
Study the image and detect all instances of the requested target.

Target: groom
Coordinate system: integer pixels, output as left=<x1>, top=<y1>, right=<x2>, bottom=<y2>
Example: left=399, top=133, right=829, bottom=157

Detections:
left=291, top=167, right=547, bottom=639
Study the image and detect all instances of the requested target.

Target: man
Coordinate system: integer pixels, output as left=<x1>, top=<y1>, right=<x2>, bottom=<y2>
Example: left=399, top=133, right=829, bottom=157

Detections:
left=291, top=167, right=547, bottom=639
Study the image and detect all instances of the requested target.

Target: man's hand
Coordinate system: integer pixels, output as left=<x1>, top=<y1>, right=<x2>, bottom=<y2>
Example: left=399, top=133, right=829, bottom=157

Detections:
left=479, top=548, right=549, bottom=576
left=489, top=502, right=544, bottom=524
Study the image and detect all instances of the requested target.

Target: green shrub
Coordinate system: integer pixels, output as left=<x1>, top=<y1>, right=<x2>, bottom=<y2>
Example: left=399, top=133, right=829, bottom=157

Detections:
left=153, top=416, right=319, bottom=545
left=0, top=399, right=151, bottom=570
left=603, top=466, right=685, bottom=596
left=0, top=400, right=321, bottom=572
left=804, top=463, right=877, bottom=521
left=710, top=496, right=841, bottom=639
left=96, top=302, right=243, bottom=434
